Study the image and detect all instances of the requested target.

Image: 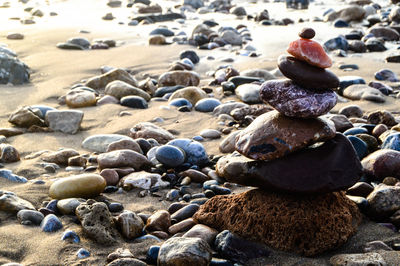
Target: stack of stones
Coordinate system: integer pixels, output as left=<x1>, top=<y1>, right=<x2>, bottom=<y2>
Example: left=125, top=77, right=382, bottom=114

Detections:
left=194, top=28, right=364, bottom=256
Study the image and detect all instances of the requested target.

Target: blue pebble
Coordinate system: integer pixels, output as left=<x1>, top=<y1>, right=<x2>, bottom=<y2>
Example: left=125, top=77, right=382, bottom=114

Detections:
left=374, top=69, right=399, bottom=82
left=46, top=199, right=59, bottom=212
left=154, top=85, right=184, bottom=97
left=147, top=245, right=160, bottom=264
left=0, top=169, right=27, bottom=183
left=166, top=189, right=180, bottom=201
left=324, top=35, right=349, bottom=51
left=61, top=230, right=80, bottom=243
left=136, top=234, right=161, bottom=242
left=347, top=136, right=368, bottom=159
left=338, top=76, right=366, bottom=94
left=120, top=96, right=148, bottom=109
left=169, top=98, right=193, bottom=109
left=203, top=180, right=219, bottom=190
left=210, top=185, right=231, bottom=195
left=76, top=248, right=90, bottom=259
left=382, top=133, right=400, bottom=151
left=149, top=28, right=174, bottom=37
left=181, top=58, right=194, bottom=68
left=192, top=136, right=204, bottom=142
left=195, top=98, right=222, bottom=112
left=334, top=19, right=349, bottom=28
left=155, top=145, right=186, bottom=167
left=343, top=127, right=368, bottom=136
left=40, top=214, right=63, bottom=232
left=167, top=139, right=209, bottom=166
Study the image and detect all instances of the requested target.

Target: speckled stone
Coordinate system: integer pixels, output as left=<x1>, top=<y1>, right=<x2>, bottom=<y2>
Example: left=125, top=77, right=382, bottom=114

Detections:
left=260, top=79, right=337, bottom=118
left=235, top=110, right=336, bottom=161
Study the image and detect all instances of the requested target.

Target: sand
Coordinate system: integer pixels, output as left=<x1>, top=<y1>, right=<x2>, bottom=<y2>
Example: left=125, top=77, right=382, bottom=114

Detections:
left=0, top=0, right=400, bottom=265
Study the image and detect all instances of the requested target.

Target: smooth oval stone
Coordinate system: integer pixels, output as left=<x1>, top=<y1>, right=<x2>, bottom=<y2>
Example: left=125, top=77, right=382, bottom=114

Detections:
left=339, top=76, right=366, bottom=94
left=362, top=149, right=400, bottom=180
left=235, top=110, right=336, bottom=161
left=49, top=174, right=106, bottom=199
left=155, top=145, right=186, bottom=168
left=150, top=28, right=174, bottom=37
left=228, top=76, right=263, bottom=87
left=277, top=55, right=339, bottom=89
left=61, top=230, right=81, bottom=243
left=260, top=79, right=337, bottom=118
left=382, top=133, right=400, bottom=151
left=195, top=98, right=221, bottom=112
left=347, top=136, right=368, bottom=159
left=180, top=50, right=199, bottom=64
left=170, top=204, right=200, bottom=222
left=82, top=134, right=132, bottom=153
left=235, top=83, right=262, bottom=104
left=299, top=28, right=315, bottom=39
left=17, top=210, right=44, bottom=226
left=169, top=98, right=193, bottom=108
left=287, top=38, right=333, bottom=68
left=120, top=96, right=148, bottom=109
left=343, top=84, right=385, bottom=103
left=219, top=133, right=363, bottom=194
left=344, top=127, right=368, bottom=136
left=154, top=85, right=185, bottom=97
left=167, top=139, right=209, bottom=166
left=40, top=214, right=63, bottom=232
left=147, top=245, right=160, bottom=265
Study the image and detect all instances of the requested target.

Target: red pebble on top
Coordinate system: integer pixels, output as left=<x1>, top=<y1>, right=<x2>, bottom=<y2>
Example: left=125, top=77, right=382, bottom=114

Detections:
left=287, top=38, right=333, bottom=69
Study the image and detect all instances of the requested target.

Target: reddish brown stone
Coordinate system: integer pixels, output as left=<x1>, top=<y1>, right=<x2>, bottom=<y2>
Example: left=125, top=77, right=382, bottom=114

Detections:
left=193, top=189, right=361, bottom=256
left=235, top=110, right=336, bottom=161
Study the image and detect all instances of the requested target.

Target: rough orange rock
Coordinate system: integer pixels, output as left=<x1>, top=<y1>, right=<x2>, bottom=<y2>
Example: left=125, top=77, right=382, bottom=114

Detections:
left=193, top=189, right=361, bottom=256
left=287, top=39, right=332, bottom=68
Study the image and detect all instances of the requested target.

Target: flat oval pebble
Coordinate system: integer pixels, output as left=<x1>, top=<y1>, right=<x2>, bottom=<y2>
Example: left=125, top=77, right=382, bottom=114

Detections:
left=287, top=38, right=332, bottom=68
left=194, top=98, right=221, bottom=112
left=278, top=55, right=339, bottom=89
left=40, top=214, right=63, bottom=232
left=155, top=145, right=186, bottom=168
left=200, top=129, right=221, bottom=139
left=49, top=174, right=106, bottom=199
left=260, top=79, right=337, bottom=118
left=120, top=96, right=148, bottom=109
left=235, top=110, right=336, bottom=161
left=299, top=28, right=315, bottom=39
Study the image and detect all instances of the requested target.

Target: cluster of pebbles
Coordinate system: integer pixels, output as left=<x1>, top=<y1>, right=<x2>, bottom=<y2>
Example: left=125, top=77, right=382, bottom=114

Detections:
left=3, top=0, right=400, bottom=265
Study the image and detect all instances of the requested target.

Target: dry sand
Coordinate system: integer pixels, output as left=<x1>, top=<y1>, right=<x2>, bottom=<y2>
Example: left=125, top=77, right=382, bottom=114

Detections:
left=0, top=0, right=400, bottom=265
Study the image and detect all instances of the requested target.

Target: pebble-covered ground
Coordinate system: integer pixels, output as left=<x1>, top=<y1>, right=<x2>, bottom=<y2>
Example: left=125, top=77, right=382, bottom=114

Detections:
left=1, top=0, right=400, bottom=265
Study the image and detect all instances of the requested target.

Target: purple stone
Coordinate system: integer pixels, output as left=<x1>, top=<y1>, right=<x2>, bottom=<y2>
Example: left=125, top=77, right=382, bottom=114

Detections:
left=260, top=79, right=337, bottom=118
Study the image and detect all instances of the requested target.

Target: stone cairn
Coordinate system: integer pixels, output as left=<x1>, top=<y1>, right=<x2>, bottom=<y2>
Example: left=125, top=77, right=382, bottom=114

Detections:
left=194, top=28, right=364, bottom=256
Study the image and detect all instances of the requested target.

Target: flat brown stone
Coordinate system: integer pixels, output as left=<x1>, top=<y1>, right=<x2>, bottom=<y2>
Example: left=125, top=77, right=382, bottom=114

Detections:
left=235, top=110, right=336, bottom=161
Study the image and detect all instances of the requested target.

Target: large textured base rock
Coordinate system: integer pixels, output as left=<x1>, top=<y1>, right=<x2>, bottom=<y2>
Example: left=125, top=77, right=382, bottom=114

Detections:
left=193, top=189, right=361, bottom=256
left=219, top=134, right=363, bottom=194
left=235, top=110, right=336, bottom=161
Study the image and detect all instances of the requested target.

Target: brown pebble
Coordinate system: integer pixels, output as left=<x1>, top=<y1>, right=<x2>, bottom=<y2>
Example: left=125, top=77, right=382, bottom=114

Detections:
left=299, top=28, right=315, bottom=39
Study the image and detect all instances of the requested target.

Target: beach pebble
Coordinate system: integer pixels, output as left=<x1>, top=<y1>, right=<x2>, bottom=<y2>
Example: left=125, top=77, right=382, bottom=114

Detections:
left=149, top=35, right=167, bottom=45
left=215, top=230, right=270, bottom=264
left=82, top=134, right=132, bottom=153
left=330, top=253, right=386, bottom=266
left=49, top=174, right=106, bottom=199
left=169, top=87, right=207, bottom=105
left=98, top=149, right=151, bottom=170
left=219, top=131, right=241, bottom=153
left=298, top=28, right=315, bottom=39
left=344, top=127, right=368, bottom=136
left=0, top=191, right=35, bottom=213
left=0, top=53, right=30, bottom=85
left=42, top=149, right=79, bottom=165
left=68, top=155, right=87, bottom=167
left=212, top=102, right=248, bottom=116
left=368, top=27, right=399, bottom=42
left=182, top=0, right=204, bottom=9
left=145, top=210, right=171, bottom=232
left=367, top=184, right=400, bottom=219
left=100, top=169, right=120, bottom=186
left=121, top=96, right=148, bottom=109
left=116, top=210, right=144, bottom=239
left=339, top=76, right=366, bottom=94
left=61, top=230, right=80, bottom=243
left=167, top=139, right=209, bottom=166
left=146, top=246, right=160, bottom=265
left=367, top=110, right=397, bottom=127
left=17, top=210, right=44, bottom=226
left=339, top=105, right=363, bottom=118
left=375, top=69, right=399, bottom=82
left=7, top=33, right=24, bottom=40
left=368, top=81, right=393, bottom=96
left=362, top=149, right=400, bottom=180
left=182, top=224, right=218, bottom=246
left=382, top=133, right=400, bottom=151
left=158, top=237, right=212, bottom=266
left=194, top=98, right=221, bottom=112
left=171, top=204, right=199, bottom=222
left=8, top=106, right=45, bottom=128
left=0, top=144, right=20, bottom=163
left=347, top=182, right=374, bottom=198
left=260, top=79, right=337, bottom=118
left=235, top=83, right=261, bottom=104
left=324, top=36, right=349, bottom=51
left=105, top=80, right=150, bottom=101
left=277, top=55, right=339, bottom=89
left=158, top=71, right=200, bottom=87
left=288, top=38, right=332, bottom=68
left=168, top=218, right=196, bottom=234
left=40, top=214, right=63, bottom=232
left=130, top=123, right=174, bottom=145
left=180, top=50, right=199, bottom=64
left=76, top=201, right=118, bottom=245
left=0, top=128, right=23, bottom=137
left=139, top=4, right=162, bottom=14
left=57, top=198, right=84, bottom=215
left=347, top=136, right=368, bottom=159
left=155, top=145, right=186, bottom=168
left=0, top=169, right=27, bottom=183
left=76, top=248, right=90, bottom=259
left=343, top=84, right=385, bottom=103
left=122, top=172, right=169, bottom=190
left=86, top=68, right=138, bottom=90
left=169, top=98, right=193, bottom=109
left=372, top=124, right=388, bottom=138
left=150, top=28, right=174, bottom=37
left=107, top=248, right=134, bottom=262
left=45, top=110, right=84, bottom=134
